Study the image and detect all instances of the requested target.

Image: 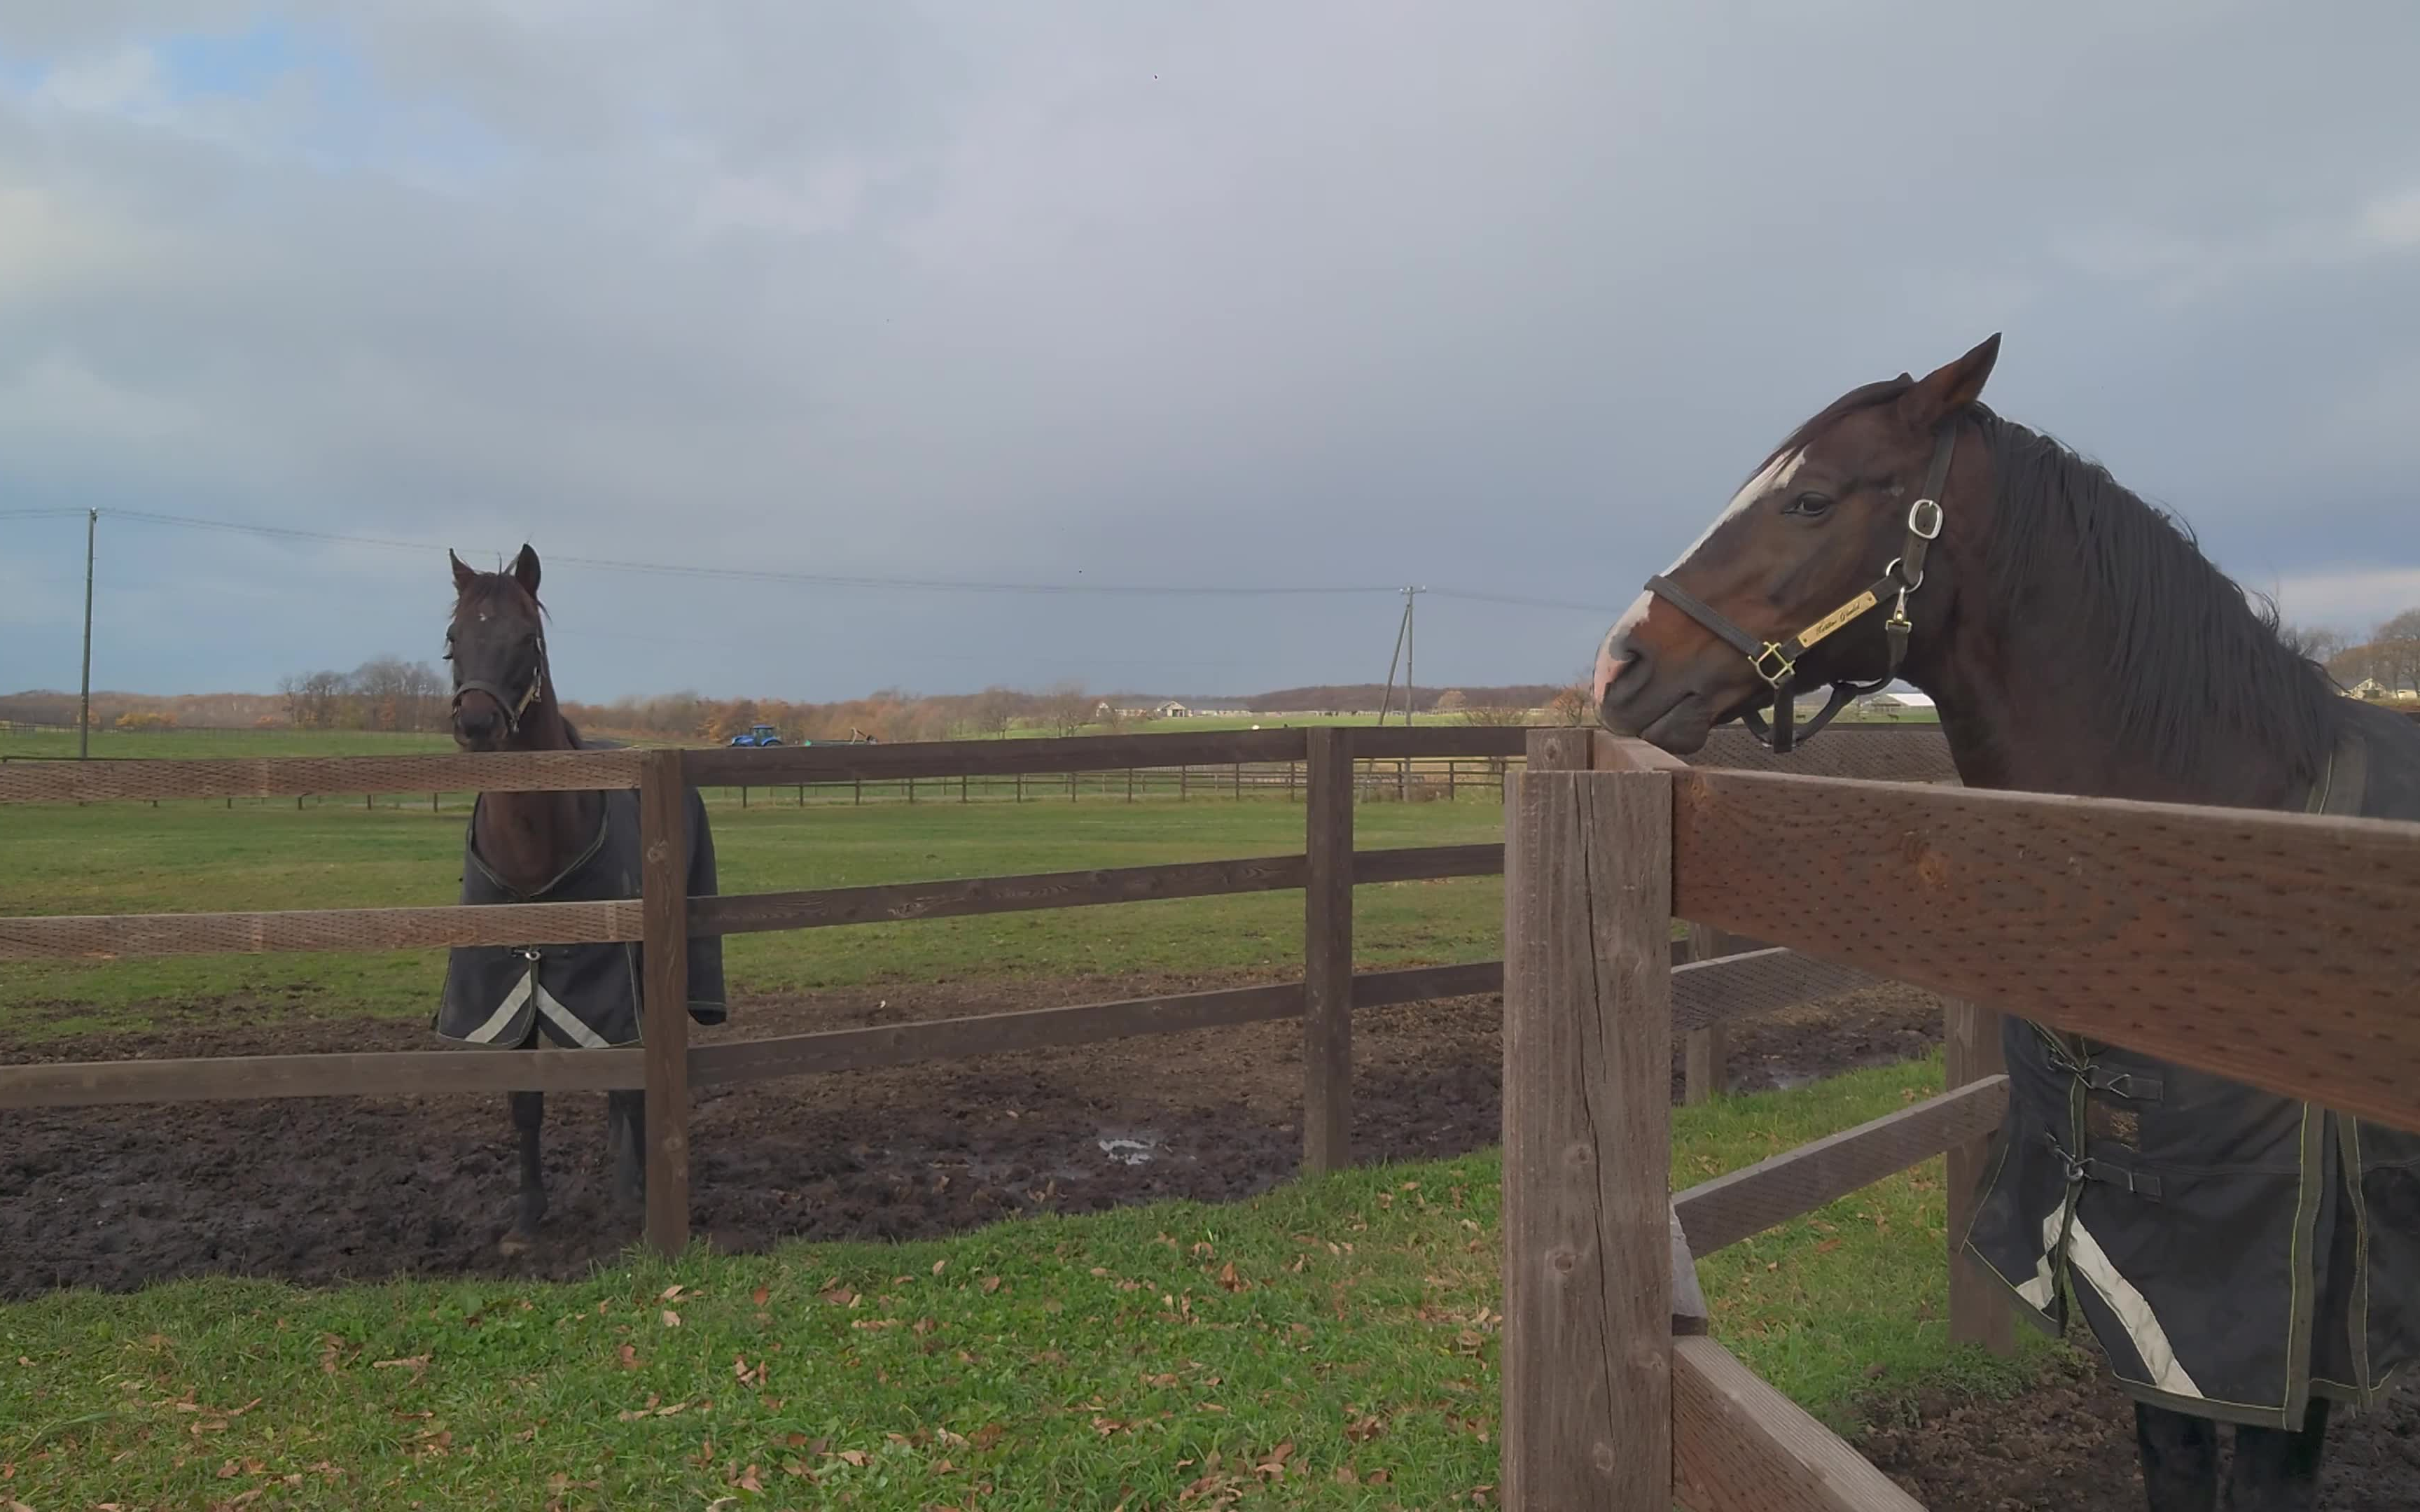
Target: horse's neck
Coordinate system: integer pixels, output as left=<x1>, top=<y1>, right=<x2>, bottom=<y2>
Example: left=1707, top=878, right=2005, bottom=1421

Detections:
left=1913, top=540, right=2309, bottom=812
left=473, top=692, right=601, bottom=896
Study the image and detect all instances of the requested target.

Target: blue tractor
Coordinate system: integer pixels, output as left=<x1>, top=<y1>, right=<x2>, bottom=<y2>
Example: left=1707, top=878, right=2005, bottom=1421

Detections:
left=726, top=722, right=785, bottom=748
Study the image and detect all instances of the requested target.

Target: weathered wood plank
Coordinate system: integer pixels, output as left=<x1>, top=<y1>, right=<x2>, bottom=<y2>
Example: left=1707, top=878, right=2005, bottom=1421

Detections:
left=1351, top=842, right=1505, bottom=884
left=1502, top=766, right=1674, bottom=1511
left=1945, top=998, right=2016, bottom=1357
left=1302, top=729, right=1355, bottom=1175
left=1671, top=767, right=2420, bottom=1132
left=638, top=750, right=691, bottom=1258
left=0, top=1046, right=645, bottom=1107
left=0, top=747, right=645, bottom=804
left=1674, top=1076, right=2010, bottom=1256
left=694, top=854, right=1308, bottom=935
left=1674, top=1334, right=1926, bottom=1511
left=0, top=899, right=640, bottom=961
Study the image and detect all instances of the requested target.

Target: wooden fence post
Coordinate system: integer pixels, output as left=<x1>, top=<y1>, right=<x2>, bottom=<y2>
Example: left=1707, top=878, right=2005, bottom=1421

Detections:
left=1945, top=997, right=2015, bottom=1357
left=1302, top=728, right=1354, bottom=1174
left=1503, top=742, right=1675, bottom=1511
left=637, top=750, right=693, bottom=1259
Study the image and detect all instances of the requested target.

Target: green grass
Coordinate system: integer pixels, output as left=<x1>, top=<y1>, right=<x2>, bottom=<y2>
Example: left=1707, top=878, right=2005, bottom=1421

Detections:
left=0, top=797, right=1510, bottom=1039
left=0, top=1055, right=2056, bottom=1510
left=0, top=727, right=461, bottom=760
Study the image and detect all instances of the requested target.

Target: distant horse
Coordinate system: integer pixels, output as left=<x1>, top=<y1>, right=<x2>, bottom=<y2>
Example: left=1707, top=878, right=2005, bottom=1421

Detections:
left=1592, top=335, right=2420, bottom=1511
left=433, top=544, right=726, bottom=1255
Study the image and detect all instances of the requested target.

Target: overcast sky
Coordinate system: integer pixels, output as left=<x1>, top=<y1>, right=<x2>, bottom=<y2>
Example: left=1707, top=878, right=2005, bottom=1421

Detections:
left=2, top=1, right=2416, bottom=704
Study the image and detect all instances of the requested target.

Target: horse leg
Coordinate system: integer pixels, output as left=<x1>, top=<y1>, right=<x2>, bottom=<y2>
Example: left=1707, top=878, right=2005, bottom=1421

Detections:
left=2223, top=1397, right=2330, bottom=1511
left=500, top=1090, right=546, bottom=1255
left=2135, top=1401, right=2220, bottom=1511
left=609, top=1088, right=646, bottom=1211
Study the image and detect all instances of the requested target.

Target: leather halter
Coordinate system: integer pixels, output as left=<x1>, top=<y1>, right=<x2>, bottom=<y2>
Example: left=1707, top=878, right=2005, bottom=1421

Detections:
left=449, top=631, right=548, bottom=736
left=1642, top=422, right=1957, bottom=754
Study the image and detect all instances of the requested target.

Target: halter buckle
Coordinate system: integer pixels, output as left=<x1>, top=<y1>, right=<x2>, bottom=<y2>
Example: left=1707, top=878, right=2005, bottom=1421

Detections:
left=1907, top=498, right=1943, bottom=540
left=1751, top=643, right=1796, bottom=687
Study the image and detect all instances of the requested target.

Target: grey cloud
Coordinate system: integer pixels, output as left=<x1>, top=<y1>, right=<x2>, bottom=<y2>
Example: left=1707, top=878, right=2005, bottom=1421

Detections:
left=1, top=0, right=2416, bottom=704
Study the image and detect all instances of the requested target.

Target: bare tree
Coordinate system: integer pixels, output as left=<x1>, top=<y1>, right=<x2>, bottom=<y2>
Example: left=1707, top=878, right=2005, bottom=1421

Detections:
left=968, top=685, right=1017, bottom=737
left=1038, top=680, right=1093, bottom=737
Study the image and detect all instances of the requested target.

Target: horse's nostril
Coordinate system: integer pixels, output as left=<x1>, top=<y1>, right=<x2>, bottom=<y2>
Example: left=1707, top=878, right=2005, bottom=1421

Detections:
left=1596, top=640, right=1647, bottom=705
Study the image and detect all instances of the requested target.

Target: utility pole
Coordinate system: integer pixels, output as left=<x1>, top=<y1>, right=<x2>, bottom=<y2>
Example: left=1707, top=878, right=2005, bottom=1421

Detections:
left=78, top=508, right=96, bottom=760
left=1403, top=584, right=1423, bottom=725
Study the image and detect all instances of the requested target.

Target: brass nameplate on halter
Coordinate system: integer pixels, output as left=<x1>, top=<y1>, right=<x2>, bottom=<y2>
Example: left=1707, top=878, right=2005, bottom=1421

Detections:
left=1797, top=589, right=1879, bottom=649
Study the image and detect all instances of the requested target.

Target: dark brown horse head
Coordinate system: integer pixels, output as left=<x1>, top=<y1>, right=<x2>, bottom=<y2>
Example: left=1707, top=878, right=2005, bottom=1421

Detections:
left=445, top=543, right=551, bottom=752
left=1592, top=334, right=2003, bottom=754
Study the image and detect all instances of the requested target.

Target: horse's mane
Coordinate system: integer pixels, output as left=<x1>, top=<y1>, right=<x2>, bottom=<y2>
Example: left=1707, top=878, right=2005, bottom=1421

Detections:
left=1966, top=402, right=2344, bottom=785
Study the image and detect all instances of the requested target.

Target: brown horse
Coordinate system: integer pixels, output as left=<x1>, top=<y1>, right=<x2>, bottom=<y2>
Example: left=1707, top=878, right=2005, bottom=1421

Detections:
left=436, top=544, right=725, bottom=1255
left=1592, top=335, right=2420, bottom=1511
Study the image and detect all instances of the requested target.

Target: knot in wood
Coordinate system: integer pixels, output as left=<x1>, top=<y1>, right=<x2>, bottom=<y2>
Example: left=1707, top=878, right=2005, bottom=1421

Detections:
left=1562, top=1140, right=1594, bottom=1170
left=644, top=841, right=671, bottom=864
left=1549, top=1246, right=1578, bottom=1275
left=1591, top=1440, right=1620, bottom=1474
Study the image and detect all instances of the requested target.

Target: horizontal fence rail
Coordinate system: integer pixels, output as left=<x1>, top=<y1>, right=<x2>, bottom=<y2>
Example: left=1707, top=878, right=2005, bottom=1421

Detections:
left=1670, top=766, right=2420, bottom=1133
left=1502, top=734, right=2420, bottom=1511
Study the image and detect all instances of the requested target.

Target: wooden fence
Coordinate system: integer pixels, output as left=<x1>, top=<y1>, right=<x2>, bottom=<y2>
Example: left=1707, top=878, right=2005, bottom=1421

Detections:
left=1503, top=729, right=2420, bottom=1510
left=0, top=725, right=1947, bottom=1242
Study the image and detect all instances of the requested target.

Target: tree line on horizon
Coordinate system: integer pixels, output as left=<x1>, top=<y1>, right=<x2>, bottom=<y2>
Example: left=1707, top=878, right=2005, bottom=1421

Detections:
left=10, top=608, right=2410, bottom=736
left=0, top=668, right=1587, bottom=739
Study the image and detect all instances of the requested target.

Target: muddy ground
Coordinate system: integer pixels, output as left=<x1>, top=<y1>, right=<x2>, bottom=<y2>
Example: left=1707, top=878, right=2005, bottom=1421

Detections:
left=4, top=974, right=2411, bottom=1508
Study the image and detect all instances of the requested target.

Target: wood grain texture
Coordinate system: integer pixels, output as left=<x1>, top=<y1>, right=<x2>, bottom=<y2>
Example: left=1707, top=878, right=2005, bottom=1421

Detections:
left=687, top=981, right=1306, bottom=1085
left=0, top=1046, right=644, bottom=1107
left=1502, top=768, right=1674, bottom=1511
left=1672, top=767, right=2420, bottom=1132
left=1523, top=727, right=1594, bottom=774
left=1674, top=1335, right=1926, bottom=1511
left=1674, top=1076, right=2010, bottom=1256
left=1945, top=998, right=2016, bottom=1357
left=637, top=751, right=691, bottom=1258
left=0, top=747, right=644, bottom=804
left=0, top=899, right=640, bottom=960
left=1301, top=729, right=1355, bottom=1175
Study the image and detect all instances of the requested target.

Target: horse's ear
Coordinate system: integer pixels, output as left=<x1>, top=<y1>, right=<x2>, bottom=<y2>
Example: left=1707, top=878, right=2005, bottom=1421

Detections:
left=510, top=543, right=541, bottom=597
left=449, top=549, right=478, bottom=594
left=1900, top=333, right=2001, bottom=427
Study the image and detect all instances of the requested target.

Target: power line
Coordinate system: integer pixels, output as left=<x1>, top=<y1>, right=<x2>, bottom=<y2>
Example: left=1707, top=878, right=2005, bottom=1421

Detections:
left=88, top=507, right=1409, bottom=598
left=1428, top=587, right=1621, bottom=615
left=0, top=507, right=91, bottom=522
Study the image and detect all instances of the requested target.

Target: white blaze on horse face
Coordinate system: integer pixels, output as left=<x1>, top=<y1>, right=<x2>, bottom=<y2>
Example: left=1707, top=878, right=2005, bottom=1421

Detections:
left=1606, top=447, right=1806, bottom=645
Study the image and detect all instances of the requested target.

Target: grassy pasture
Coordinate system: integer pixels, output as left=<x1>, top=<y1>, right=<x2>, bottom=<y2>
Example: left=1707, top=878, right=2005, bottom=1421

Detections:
left=0, top=792, right=1510, bottom=1040
left=0, top=1054, right=2053, bottom=1511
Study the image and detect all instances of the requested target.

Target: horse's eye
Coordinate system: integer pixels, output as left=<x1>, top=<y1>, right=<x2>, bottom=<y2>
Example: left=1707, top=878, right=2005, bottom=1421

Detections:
left=1784, top=491, right=1834, bottom=518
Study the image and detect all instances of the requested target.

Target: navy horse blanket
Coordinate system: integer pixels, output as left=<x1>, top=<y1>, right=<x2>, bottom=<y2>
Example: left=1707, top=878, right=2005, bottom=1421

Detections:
left=435, top=783, right=726, bottom=1049
left=1961, top=704, right=2420, bottom=1429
